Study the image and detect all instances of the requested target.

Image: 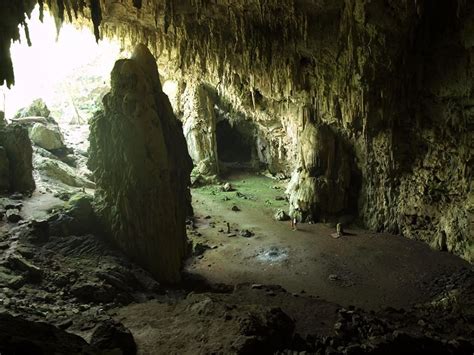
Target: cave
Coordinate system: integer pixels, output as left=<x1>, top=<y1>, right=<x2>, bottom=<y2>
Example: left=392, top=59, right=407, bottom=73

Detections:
left=0, top=1, right=473, bottom=354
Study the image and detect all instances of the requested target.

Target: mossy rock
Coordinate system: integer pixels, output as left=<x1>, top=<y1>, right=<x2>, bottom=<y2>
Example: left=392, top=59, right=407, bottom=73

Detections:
left=66, top=193, right=94, bottom=220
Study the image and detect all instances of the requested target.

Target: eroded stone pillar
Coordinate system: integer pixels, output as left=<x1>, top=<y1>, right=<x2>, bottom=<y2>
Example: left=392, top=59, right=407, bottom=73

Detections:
left=88, top=44, right=192, bottom=283
left=286, top=122, right=352, bottom=222
left=181, top=80, right=219, bottom=180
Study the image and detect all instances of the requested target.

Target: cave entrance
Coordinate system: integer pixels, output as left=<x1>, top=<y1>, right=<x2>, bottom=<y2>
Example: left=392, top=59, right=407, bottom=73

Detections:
left=216, top=120, right=252, bottom=164
left=1, top=6, right=122, bottom=122
left=0, top=5, right=123, bottom=211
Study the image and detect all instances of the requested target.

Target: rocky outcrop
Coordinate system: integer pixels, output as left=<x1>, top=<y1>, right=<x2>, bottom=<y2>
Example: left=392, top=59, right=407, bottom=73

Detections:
left=0, top=124, right=35, bottom=193
left=88, top=44, right=192, bottom=283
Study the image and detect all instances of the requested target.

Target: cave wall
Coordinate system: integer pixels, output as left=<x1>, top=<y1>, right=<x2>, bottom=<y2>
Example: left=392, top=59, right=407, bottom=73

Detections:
left=88, top=44, right=192, bottom=283
left=1, top=0, right=473, bottom=262
left=94, top=0, right=472, bottom=261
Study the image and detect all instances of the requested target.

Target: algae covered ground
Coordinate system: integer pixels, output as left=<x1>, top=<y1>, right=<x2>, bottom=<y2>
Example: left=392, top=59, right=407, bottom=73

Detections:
left=186, top=172, right=471, bottom=310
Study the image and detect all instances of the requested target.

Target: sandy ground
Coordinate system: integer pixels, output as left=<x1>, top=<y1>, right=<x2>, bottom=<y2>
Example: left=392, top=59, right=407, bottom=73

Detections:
left=185, top=172, right=470, bottom=311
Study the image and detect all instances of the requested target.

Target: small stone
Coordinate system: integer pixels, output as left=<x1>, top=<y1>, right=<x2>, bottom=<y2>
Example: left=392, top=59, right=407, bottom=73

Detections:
left=193, top=243, right=210, bottom=256
left=240, top=229, right=254, bottom=238
left=231, top=205, right=240, bottom=212
left=5, top=202, right=23, bottom=210
left=221, top=182, right=234, bottom=192
left=6, top=209, right=22, bottom=223
left=328, top=274, right=339, bottom=281
left=274, top=209, right=290, bottom=221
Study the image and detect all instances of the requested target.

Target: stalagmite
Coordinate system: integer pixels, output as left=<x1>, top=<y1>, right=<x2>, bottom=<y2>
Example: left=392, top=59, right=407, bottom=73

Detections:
left=88, top=44, right=192, bottom=283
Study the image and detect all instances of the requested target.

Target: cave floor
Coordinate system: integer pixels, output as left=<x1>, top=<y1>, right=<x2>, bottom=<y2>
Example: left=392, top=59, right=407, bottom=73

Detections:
left=185, top=172, right=470, bottom=311
left=0, top=169, right=472, bottom=353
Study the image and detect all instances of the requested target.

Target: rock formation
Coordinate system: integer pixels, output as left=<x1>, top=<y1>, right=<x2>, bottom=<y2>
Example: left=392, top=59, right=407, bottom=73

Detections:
left=287, top=122, right=353, bottom=221
left=88, top=44, right=192, bottom=283
left=179, top=80, right=219, bottom=181
left=0, top=124, right=35, bottom=193
left=1, top=0, right=473, bottom=262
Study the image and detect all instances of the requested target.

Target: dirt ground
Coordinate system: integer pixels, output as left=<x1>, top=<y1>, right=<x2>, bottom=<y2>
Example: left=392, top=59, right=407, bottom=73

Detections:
left=2, top=170, right=471, bottom=354
left=184, top=172, right=470, bottom=311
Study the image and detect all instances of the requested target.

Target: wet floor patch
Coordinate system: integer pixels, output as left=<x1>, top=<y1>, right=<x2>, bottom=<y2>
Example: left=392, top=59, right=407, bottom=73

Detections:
left=256, top=246, right=288, bottom=263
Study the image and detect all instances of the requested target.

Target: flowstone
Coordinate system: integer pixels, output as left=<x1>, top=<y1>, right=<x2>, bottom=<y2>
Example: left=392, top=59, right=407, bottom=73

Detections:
left=89, top=44, right=192, bottom=283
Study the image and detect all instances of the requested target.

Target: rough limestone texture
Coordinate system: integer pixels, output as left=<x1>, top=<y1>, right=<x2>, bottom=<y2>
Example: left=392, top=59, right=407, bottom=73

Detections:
left=30, top=123, right=65, bottom=151
left=0, top=124, right=35, bottom=193
left=287, top=122, right=352, bottom=221
left=180, top=80, right=219, bottom=180
left=88, top=44, right=193, bottom=283
left=3, top=1, right=474, bottom=261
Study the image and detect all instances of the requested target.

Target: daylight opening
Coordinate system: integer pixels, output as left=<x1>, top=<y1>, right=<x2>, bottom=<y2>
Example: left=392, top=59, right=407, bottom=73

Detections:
left=1, top=7, right=123, bottom=123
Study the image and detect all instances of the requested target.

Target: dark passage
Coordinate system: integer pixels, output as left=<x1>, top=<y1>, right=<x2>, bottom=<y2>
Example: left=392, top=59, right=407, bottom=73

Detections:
left=216, top=120, right=252, bottom=163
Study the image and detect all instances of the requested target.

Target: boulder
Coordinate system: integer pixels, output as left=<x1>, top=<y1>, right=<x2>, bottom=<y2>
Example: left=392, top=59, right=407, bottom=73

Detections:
left=29, top=123, right=65, bottom=151
left=88, top=44, right=192, bottom=283
left=34, top=155, right=94, bottom=188
left=14, top=98, right=51, bottom=120
left=56, top=193, right=97, bottom=235
left=6, top=209, right=22, bottom=223
left=66, top=193, right=94, bottom=221
left=90, top=320, right=137, bottom=355
left=274, top=209, right=290, bottom=221
left=69, top=281, right=115, bottom=303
